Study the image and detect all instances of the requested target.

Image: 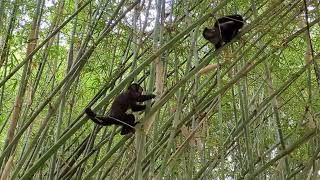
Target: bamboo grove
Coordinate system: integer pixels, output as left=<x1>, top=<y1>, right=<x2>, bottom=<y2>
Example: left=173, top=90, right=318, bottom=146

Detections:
left=0, top=0, right=319, bottom=179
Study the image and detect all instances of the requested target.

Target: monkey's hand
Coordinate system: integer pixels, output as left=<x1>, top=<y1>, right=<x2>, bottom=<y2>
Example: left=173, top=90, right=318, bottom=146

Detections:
left=137, top=94, right=156, bottom=102
left=150, top=94, right=156, bottom=99
left=134, top=121, right=140, bottom=126
left=85, top=108, right=96, bottom=117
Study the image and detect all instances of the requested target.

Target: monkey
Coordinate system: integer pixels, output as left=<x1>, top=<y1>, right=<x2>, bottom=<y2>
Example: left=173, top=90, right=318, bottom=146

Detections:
left=203, top=14, right=244, bottom=49
left=85, top=83, right=156, bottom=135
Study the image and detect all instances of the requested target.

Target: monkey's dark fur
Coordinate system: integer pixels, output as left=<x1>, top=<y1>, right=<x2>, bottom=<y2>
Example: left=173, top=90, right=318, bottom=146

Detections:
left=203, top=14, right=244, bottom=49
left=85, top=83, right=156, bottom=135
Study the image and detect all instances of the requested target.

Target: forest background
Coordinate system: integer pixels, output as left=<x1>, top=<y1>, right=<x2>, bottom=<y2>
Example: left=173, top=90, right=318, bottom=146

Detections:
left=0, top=0, right=320, bottom=179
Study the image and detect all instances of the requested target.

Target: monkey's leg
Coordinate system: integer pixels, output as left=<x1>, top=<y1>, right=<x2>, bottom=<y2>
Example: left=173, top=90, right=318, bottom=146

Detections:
left=85, top=108, right=96, bottom=117
left=88, top=114, right=125, bottom=126
left=85, top=108, right=115, bottom=126
left=120, top=114, right=136, bottom=135
left=215, top=42, right=223, bottom=49
left=88, top=116, right=114, bottom=126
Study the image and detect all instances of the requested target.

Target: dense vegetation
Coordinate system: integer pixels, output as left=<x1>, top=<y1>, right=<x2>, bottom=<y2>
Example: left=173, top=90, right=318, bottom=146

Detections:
left=0, top=0, right=319, bottom=179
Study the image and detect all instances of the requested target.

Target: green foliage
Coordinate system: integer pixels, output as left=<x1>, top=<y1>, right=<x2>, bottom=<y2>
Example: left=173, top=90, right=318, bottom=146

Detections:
left=0, top=0, right=319, bottom=179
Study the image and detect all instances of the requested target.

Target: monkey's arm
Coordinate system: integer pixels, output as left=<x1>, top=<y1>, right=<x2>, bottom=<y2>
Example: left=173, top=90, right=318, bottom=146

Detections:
left=136, top=94, right=156, bottom=102
left=131, top=104, right=146, bottom=112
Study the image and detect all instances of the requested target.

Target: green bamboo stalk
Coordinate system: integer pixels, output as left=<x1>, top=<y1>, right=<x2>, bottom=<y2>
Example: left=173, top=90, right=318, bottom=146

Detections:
left=0, top=0, right=93, bottom=88
left=143, top=0, right=232, bottom=126
left=23, top=5, right=213, bottom=179
left=53, top=0, right=79, bottom=178
left=58, top=133, right=91, bottom=179
left=0, top=0, right=4, bottom=30
left=19, top=2, right=141, bottom=179
left=100, top=138, right=134, bottom=179
left=60, top=129, right=119, bottom=179
left=132, top=0, right=151, bottom=178
left=155, top=3, right=210, bottom=175
left=1, top=0, right=318, bottom=179
left=0, top=0, right=17, bottom=69
left=193, top=56, right=318, bottom=178
left=1, top=0, right=42, bottom=172
left=246, top=129, right=316, bottom=179
left=82, top=136, right=131, bottom=179
left=192, top=20, right=320, bottom=177
left=11, top=100, right=60, bottom=179
left=47, top=1, right=68, bottom=179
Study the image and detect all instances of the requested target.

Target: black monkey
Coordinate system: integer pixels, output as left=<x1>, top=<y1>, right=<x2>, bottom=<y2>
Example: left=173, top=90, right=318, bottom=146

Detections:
left=85, top=83, right=156, bottom=135
left=203, top=14, right=244, bottom=49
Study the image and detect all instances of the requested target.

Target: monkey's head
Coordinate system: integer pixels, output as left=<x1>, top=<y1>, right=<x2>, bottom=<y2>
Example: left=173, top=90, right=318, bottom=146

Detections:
left=127, top=83, right=143, bottom=97
left=203, top=27, right=222, bottom=47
